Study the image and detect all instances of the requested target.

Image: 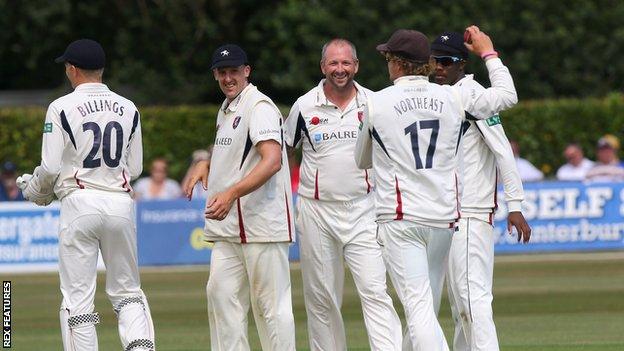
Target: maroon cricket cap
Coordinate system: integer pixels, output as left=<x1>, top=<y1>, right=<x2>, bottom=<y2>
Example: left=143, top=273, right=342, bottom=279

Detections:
left=376, top=29, right=431, bottom=62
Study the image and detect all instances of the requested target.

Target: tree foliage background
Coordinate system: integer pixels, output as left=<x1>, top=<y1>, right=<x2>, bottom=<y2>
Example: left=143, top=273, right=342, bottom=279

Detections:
left=1, top=0, right=623, bottom=105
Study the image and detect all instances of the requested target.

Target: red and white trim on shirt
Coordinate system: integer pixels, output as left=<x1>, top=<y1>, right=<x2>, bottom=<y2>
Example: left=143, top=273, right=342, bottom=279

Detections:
left=284, top=191, right=293, bottom=242
left=314, top=169, right=319, bottom=200
left=364, top=169, right=371, bottom=194
left=74, top=171, right=85, bottom=189
left=121, top=170, right=131, bottom=193
left=237, top=199, right=247, bottom=243
left=394, top=175, right=403, bottom=220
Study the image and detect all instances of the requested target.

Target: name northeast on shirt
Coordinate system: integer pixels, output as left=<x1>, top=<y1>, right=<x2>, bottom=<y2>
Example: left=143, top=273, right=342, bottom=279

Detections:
left=393, top=95, right=445, bottom=117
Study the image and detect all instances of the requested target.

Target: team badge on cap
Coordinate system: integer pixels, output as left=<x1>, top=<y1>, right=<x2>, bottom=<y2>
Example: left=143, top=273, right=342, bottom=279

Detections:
left=232, top=116, right=242, bottom=129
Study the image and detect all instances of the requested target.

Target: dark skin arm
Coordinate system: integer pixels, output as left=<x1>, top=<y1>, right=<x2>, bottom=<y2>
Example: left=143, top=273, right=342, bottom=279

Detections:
left=507, top=211, right=531, bottom=243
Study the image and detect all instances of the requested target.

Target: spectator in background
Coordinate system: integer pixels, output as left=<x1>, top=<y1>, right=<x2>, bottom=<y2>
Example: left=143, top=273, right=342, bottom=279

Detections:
left=585, top=134, right=624, bottom=182
left=510, top=140, right=544, bottom=182
left=181, top=147, right=213, bottom=200
left=0, top=161, right=25, bottom=201
left=133, top=157, right=182, bottom=200
left=556, top=143, right=594, bottom=181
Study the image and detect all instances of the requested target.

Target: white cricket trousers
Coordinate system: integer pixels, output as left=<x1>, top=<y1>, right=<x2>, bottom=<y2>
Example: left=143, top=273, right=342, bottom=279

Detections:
left=58, top=190, right=154, bottom=351
left=206, top=241, right=296, bottom=351
left=447, top=217, right=499, bottom=351
left=378, top=221, right=452, bottom=351
left=297, top=195, right=402, bottom=351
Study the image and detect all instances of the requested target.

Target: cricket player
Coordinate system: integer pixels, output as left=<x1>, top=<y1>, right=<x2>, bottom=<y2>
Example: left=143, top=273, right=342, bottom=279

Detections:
left=354, top=26, right=518, bottom=351
left=431, top=31, right=531, bottom=351
left=18, top=39, right=155, bottom=350
left=283, top=39, right=401, bottom=350
left=184, top=44, right=296, bottom=351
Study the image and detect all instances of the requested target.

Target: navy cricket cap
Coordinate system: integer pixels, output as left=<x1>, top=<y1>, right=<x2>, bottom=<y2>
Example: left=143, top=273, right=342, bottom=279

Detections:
left=211, top=44, right=248, bottom=69
left=431, top=32, right=469, bottom=60
left=376, top=29, right=431, bottom=62
left=55, top=39, right=106, bottom=70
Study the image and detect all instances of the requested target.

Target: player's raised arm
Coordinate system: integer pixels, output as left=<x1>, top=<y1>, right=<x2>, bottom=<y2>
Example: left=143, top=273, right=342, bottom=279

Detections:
left=464, top=25, right=518, bottom=118
left=354, top=102, right=373, bottom=169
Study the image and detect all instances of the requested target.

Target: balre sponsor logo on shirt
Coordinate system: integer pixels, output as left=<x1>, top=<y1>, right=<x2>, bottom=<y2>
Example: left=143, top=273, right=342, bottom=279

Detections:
left=313, top=130, right=358, bottom=143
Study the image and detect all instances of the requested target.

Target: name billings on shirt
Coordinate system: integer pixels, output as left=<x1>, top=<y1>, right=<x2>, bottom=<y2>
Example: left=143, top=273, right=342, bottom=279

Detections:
left=77, top=99, right=125, bottom=117
left=393, top=97, right=444, bottom=117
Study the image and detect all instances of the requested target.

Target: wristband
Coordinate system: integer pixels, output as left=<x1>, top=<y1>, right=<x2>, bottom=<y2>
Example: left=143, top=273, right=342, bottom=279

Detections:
left=481, top=50, right=498, bottom=60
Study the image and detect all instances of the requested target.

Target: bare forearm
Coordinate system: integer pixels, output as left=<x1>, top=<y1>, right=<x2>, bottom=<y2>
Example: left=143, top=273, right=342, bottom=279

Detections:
left=229, top=149, right=281, bottom=199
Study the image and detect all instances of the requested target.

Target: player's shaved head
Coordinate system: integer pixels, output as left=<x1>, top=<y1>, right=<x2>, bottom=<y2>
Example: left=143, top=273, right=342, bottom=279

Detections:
left=321, top=39, right=357, bottom=63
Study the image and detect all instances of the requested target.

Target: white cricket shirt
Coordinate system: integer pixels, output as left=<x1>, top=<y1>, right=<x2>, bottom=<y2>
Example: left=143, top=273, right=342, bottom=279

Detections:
left=204, top=83, right=294, bottom=243
left=355, top=75, right=466, bottom=228
left=33, top=83, right=142, bottom=200
left=455, top=74, right=524, bottom=223
left=283, top=80, right=372, bottom=201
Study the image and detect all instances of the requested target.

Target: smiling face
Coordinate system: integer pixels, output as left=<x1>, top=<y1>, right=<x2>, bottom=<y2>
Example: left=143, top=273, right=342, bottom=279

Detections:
left=320, top=42, right=359, bottom=92
left=213, top=65, right=251, bottom=101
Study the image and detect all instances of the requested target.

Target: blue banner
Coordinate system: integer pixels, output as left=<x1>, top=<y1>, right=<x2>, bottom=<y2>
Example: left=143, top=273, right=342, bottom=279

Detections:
left=135, top=198, right=301, bottom=266
left=493, top=181, right=624, bottom=253
left=0, top=202, right=60, bottom=272
left=1, top=182, right=624, bottom=271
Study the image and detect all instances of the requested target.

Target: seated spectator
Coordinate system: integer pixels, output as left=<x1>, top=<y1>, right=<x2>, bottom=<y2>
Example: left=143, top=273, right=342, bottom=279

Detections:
left=181, top=148, right=212, bottom=200
left=133, top=158, right=182, bottom=200
left=510, top=140, right=544, bottom=182
left=556, top=143, right=594, bottom=181
left=0, top=161, right=25, bottom=201
left=585, top=134, right=624, bottom=182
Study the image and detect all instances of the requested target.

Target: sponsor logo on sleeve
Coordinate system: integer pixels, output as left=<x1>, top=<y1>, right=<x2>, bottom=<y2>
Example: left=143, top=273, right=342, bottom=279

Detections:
left=486, top=115, right=501, bottom=126
left=43, top=123, right=53, bottom=133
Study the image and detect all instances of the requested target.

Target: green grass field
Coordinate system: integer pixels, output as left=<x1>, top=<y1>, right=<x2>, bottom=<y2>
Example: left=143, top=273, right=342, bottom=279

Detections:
left=8, top=252, right=624, bottom=350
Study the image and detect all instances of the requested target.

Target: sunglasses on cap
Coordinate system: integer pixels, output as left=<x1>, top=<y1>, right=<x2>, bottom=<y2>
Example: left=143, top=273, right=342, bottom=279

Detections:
left=432, top=55, right=463, bottom=66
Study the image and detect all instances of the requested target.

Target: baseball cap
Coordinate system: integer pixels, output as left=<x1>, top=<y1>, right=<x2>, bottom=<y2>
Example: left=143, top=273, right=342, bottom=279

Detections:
left=55, top=39, right=106, bottom=70
left=211, top=44, right=248, bottom=69
left=431, top=31, right=469, bottom=60
left=597, top=134, right=620, bottom=150
left=376, top=29, right=430, bottom=62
